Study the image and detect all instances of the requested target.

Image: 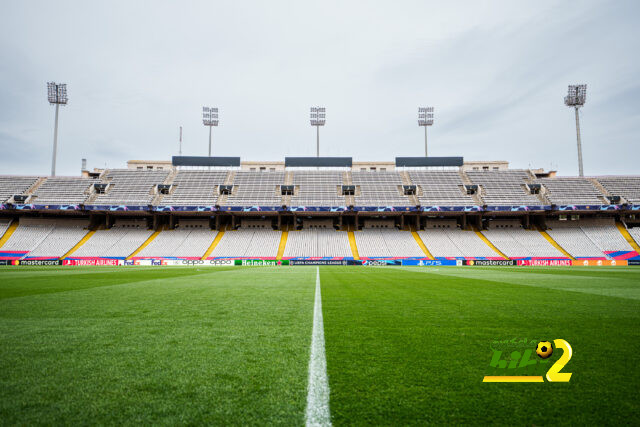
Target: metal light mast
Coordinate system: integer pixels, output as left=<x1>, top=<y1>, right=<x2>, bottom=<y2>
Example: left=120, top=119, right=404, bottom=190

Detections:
left=202, top=107, right=219, bottom=157
left=564, top=84, right=587, bottom=177
left=47, top=82, right=68, bottom=176
left=310, top=107, right=326, bottom=157
left=418, top=107, right=434, bottom=157
left=179, top=126, right=183, bottom=155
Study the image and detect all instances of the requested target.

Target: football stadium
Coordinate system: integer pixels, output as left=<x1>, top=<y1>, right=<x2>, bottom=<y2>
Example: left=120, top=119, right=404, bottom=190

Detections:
left=2, top=1, right=640, bottom=425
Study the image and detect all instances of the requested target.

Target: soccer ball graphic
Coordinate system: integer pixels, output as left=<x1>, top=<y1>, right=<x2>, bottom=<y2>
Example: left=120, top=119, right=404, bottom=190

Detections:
left=536, top=341, right=553, bottom=359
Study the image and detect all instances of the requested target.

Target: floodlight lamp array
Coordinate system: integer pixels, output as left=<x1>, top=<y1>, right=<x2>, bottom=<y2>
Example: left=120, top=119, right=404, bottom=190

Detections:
left=310, top=106, right=326, bottom=126
left=564, top=84, right=587, bottom=107
left=202, top=106, right=219, bottom=126
left=418, top=106, right=434, bottom=126
left=47, top=82, right=68, bottom=105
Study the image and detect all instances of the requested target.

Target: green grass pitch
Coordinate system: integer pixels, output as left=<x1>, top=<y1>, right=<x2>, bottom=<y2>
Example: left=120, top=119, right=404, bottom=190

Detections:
left=1, top=266, right=638, bottom=424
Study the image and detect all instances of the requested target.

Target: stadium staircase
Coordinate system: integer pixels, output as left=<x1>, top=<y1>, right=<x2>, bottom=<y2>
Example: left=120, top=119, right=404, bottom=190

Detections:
left=589, top=178, right=612, bottom=201
left=0, top=219, right=19, bottom=248
left=616, top=221, right=640, bottom=253
left=201, top=228, right=226, bottom=260
left=60, top=229, right=97, bottom=260
left=473, top=227, right=509, bottom=259
left=276, top=227, right=288, bottom=260
left=152, top=168, right=179, bottom=205
left=459, top=171, right=484, bottom=205
left=25, top=177, right=47, bottom=197
left=127, top=227, right=163, bottom=259
left=536, top=226, right=575, bottom=260
left=410, top=228, right=435, bottom=260
left=347, top=227, right=360, bottom=260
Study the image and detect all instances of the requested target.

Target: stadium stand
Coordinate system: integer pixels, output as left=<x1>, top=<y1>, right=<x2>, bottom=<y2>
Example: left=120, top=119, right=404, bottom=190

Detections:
left=71, top=221, right=153, bottom=258
left=209, top=228, right=281, bottom=257
left=0, top=219, right=12, bottom=238
left=545, top=220, right=607, bottom=258
left=354, top=229, right=424, bottom=257
left=482, top=226, right=565, bottom=258
left=1, top=218, right=88, bottom=258
left=538, top=177, right=606, bottom=205
left=418, top=227, right=498, bottom=258
left=290, top=171, right=346, bottom=206
left=157, top=170, right=227, bottom=206
left=409, top=170, right=476, bottom=206
left=30, top=177, right=92, bottom=205
left=0, top=176, right=39, bottom=203
left=225, top=172, right=284, bottom=206
left=628, top=227, right=640, bottom=246
left=351, top=172, right=412, bottom=206
left=283, top=228, right=352, bottom=258
left=466, top=170, right=542, bottom=205
left=136, top=225, right=217, bottom=258
left=93, top=169, right=169, bottom=205
left=578, top=219, right=633, bottom=253
left=596, top=176, right=640, bottom=204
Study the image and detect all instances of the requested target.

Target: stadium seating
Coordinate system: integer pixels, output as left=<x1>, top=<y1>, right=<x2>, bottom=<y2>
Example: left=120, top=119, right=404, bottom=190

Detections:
left=351, top=172, right=412, bottom=206
left=628, top=227, right=640, bottom=246
left=1, top=218, right=88, bottom=258
left=466, top=170, right=542, bottom=205
left=596, top=176, right=640, bottom=204
left=0, top=176, right=39, bottom=203
left=72, top=222, right=153, bottom=258
left=419, top=228, right=498, bottom=258
left=210, top=228, right=281, bottom=257
left=538, top=177, right=606, bottom=205
left=93, top=169, right=169, bottom=205
left=482, top=227, right=565, bottom=258
left=136, top=226, right=217, bottom=258
left=158, top=170, right=227, bottom=206
left=409, top=170, right=476, bottom=206
left=290, top=171, right=346, bottom=206
left=354, top=229, right=424, bottom=257
left=0, top=219, right=12, bottom=237
left=545, top=220, right=606, bottom=258
left=31, top=177, right=93, bottom=205
left=283, top=228, right=352, bottom=258
left=225, top=172, right=284, bottom=206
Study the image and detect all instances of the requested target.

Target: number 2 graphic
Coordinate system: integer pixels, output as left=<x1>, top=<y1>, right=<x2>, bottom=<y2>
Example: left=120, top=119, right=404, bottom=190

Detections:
left=546, top=339, right=573, bottom=382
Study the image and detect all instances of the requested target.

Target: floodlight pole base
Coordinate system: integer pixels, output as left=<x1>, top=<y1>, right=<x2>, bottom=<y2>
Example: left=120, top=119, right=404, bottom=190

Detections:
left=575, top=106, right=584, bottom=177
left=51, top=103, right=60, bottom=177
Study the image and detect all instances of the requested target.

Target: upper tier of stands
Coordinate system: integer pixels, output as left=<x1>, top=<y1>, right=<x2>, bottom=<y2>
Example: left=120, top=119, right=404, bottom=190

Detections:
left=596, top=176, right=640, bottom=204
left=290, top=171, right=346, bottom=206
left=159, top=170, right=227, bottom=206
left=94, top=169, right=169, bottom=205
left=4, top=169, right=640, bottom=207
left=225, top=172, right=284, bottom=206
left=467, top=170, right=542, bottom=206
left=352, top=172, right=412, bottom=206
left=409, top=170, right=475, bottom=206
left=0, top=176, right=38, bottom=203
left=31, top=177, right=92, bottom=205
left=537, top=177, right=605, bottom=205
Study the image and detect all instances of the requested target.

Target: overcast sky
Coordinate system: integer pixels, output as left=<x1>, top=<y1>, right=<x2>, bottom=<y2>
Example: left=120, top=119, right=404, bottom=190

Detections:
left=1, top=0, right=638, bottom=177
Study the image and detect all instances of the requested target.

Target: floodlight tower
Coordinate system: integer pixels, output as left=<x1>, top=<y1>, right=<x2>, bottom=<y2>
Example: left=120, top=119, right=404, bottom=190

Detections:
left=202, top=107, right=219, bottom=157
left=47, top=82, right=68, bottom=176
left=310, top=107, right=326, bottom=157
left=564, top=84, right=587, bottom=177
left=418, top=107, right=434, bottom=157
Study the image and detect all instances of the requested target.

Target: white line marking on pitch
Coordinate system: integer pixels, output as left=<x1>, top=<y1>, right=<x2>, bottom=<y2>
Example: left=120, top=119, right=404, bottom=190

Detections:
left=305, top=266, right=331, bottom=426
